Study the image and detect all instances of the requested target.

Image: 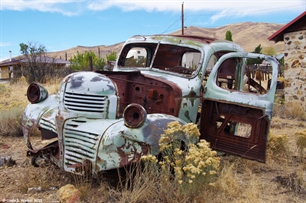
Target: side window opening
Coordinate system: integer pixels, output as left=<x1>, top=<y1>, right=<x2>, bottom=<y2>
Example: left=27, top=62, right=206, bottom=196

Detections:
left=244, top=60, right=274, bottom=94
left=215, top=57, right=272, bottom=95
left=203, top=53, right=224, bottom=87
left=215, top=114, right=252, bottom=138
left=217, top=58, right=239, bottom=90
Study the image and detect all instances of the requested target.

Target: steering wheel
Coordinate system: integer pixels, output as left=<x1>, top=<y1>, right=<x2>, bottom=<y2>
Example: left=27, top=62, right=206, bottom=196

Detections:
left=171, top=66, right=192, bottom=74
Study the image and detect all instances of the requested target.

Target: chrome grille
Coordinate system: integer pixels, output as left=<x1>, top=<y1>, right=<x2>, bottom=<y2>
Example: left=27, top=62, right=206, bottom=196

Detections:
left=63, top=123, right=98, bottom=166
left=64, top=92, right=107, bottom=113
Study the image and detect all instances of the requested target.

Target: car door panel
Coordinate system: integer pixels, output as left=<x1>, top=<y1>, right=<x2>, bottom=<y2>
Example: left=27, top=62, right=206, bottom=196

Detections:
left=200, top=52, right=279, bottom=162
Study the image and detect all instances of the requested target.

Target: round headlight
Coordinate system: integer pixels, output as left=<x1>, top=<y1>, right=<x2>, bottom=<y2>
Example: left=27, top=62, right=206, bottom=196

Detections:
left=27, top=83, right=49, bottom=104
left=123, top=103, right=147, bottom=128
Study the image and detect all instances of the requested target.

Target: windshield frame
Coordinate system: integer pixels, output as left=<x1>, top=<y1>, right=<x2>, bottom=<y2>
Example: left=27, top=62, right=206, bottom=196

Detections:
left=116, top=41, right=204, bottom=78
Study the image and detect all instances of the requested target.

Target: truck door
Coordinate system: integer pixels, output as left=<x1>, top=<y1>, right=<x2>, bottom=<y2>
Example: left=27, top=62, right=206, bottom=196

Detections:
left=200, top=52, right=279, bottom=162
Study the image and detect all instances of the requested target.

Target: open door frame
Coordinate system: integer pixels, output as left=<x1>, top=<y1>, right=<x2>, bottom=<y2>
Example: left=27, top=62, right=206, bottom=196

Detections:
left=200, top=52, right=279, bottom=163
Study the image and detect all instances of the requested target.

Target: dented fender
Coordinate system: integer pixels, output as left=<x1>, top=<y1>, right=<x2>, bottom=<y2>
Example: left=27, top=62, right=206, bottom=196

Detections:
left=22, top=95, right=59, bottom=149
left=62, top=114, right=186, bottom=173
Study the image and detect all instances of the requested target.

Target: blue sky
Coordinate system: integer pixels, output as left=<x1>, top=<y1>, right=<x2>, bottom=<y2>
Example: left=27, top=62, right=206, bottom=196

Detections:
left=0, top=0, right=305, bottom=61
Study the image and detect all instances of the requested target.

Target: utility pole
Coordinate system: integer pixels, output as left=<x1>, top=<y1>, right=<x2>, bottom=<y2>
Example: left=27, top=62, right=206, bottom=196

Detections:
left=181, top=2, right=184, bottom=35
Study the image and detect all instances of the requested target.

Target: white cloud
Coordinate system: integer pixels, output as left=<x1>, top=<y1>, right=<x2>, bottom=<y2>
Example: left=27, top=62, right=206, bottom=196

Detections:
left=87, top=0, right=304, bottom=14
left=0, top=0, right=83, bottom=16
left=0, top=42, right=13, bottom=47
left=1, top=0, right=304, bottom=19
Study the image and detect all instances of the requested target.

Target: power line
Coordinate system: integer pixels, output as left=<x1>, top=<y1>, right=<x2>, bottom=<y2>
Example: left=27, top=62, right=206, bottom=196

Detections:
left=160, top=3, right=304, bottom=34
left=161, top=17, right=181, bottom=34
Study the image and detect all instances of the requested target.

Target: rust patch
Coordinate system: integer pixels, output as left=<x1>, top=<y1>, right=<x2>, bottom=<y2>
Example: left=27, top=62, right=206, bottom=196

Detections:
left=67, top=159, right=92, bottom=174
left=200, top=100, right=268, bottom=163
left=26, top=141, right=59, bottom=158
left=117, top=141, right=149, bottom=167
left=99, top=71, right=182, bottom=117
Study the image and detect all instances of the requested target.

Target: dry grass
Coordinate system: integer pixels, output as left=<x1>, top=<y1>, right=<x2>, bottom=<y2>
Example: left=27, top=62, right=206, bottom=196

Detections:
left=295, top=130, right=306, bottom=162
left=267, top=133, right=290, bottom=160
left=96, top=121, right=306, bottom=203
left=0, top=77, right=62, bottom=137
left=0, top=80, right=28, bottom=136
left=18, top=164, right=70, bottom=193
left=272, top=101, right=306, bottom=121
left=1, top=79, right=306, bottom=202
left=71, top=169, right=93, bottom=200
left=0, top=107, right=24, bottom=136
left=286, top=105, right=306, bottom=121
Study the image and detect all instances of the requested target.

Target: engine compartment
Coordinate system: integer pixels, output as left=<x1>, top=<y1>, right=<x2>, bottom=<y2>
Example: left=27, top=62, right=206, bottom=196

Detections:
left=97, top=70, right=182, bottom=118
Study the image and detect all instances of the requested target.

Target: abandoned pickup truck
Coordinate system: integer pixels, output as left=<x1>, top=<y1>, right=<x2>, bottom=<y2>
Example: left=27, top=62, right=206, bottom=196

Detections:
left=22, top=35, right=279, bottom=175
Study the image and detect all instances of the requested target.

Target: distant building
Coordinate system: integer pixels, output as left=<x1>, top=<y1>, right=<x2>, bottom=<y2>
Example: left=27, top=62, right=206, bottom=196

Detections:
left=126, top=48, right=146, bottom=61
left=0, top=56, right=70, bottom=81
left=268, top=11, right=306, bottom=111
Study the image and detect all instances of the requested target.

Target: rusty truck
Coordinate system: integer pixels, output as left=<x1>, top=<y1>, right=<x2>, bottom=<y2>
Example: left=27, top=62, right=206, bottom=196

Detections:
left=22, top=35, right=279, bottom=175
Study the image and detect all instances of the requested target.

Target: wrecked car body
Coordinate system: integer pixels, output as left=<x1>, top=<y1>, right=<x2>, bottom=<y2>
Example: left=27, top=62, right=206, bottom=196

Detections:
left=22, top=35, right=279, bottom=175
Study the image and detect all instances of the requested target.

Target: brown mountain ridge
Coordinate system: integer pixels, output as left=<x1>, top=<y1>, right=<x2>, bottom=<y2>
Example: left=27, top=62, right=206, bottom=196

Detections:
left=49, top=22, right=284, bottom=60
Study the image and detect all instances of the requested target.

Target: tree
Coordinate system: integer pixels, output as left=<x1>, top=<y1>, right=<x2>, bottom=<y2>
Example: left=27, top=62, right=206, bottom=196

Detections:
left=19, top=42, right=54, bottom=84
left=246, top=44, right=263, bottom=65
left=253, top=44, right=262, bottom=54
left=106, top=51, right=117, bottom=61
left=225, top=30, right=233, bottom=41
left=262, top=46, right=276, bottom=56
left=69, top=51, right=106, bottom=71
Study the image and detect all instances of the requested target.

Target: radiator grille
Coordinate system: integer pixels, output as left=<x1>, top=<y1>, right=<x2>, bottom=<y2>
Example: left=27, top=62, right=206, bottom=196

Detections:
left=63, top=123, right=98, bottom=166
left=64, top=92, right=107, bottom=113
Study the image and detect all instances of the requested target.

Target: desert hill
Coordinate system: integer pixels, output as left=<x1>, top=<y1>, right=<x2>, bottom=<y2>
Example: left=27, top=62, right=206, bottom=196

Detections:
left=49, top=22, right=284, bottom=60
left=173, top=22, right=284, bottom=52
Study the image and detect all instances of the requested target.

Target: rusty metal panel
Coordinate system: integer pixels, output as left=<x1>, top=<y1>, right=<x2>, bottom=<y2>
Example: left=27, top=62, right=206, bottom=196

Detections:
left=200, top=100, right=269, bottom=162
left=103, top=71, right=182, bottom=117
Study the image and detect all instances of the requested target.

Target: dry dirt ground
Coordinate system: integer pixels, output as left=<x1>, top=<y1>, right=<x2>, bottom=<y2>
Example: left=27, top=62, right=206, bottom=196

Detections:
left=0, top=116, right=306, bottom=203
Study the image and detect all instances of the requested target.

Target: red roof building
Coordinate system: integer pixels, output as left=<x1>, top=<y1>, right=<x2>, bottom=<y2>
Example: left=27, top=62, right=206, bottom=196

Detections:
left=268, top=11, right=306, bottom=112
left=268, top=11, right=306, bottom=43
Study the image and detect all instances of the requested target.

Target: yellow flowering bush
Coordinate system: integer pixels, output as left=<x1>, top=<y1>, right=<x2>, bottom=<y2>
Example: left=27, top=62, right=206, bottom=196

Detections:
left=142, top=121, right=220, bottom=192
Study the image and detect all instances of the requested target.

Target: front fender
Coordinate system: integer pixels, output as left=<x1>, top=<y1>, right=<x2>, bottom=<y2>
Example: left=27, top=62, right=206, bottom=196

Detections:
left=22, top=95, right=59, bottom=149
left=97, top=114, right=187, bottom=171
left=61, top=114, right=186, bottom=173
